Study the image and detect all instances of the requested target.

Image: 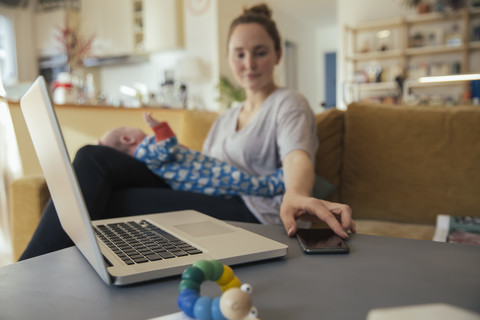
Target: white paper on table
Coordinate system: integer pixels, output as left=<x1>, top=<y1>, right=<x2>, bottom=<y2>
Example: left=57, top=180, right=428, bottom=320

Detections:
left=148, top=311, right=193, bottom=320
left=433, top=214, right=450, bottom=242
left=367, top=303, right=480, bottom=320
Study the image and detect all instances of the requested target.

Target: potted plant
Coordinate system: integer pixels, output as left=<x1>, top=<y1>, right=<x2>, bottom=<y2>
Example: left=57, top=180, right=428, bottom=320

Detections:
left=216, top=76, right=245, bottom=110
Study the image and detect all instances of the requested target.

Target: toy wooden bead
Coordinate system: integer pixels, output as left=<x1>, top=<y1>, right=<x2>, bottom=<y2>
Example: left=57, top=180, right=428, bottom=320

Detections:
left=216, top=265, right=234, bottom=286
left=219, top=287, right=252, bottom=320
left=209, top=260, right=225, bottom=281
left=179, top=279, right=201, bottom=292
left=211, top=297, right=227, bottom=320
left=193, top=296, right=213, bottom=320
left=220, top=276, right=241, bottom=292
left=177, top=288, right=200, bottom=318
left=193, top=260, right=213, bottom=280
left=182, top=266, right=205, bottom=284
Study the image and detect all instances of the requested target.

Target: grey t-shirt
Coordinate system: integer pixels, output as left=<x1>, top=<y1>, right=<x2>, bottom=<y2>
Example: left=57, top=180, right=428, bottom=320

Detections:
left=202, top=87, right=318, bottom=224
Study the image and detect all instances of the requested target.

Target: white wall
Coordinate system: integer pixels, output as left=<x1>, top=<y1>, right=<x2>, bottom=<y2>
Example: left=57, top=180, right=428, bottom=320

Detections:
left=274, top=8, right=320, bottom=111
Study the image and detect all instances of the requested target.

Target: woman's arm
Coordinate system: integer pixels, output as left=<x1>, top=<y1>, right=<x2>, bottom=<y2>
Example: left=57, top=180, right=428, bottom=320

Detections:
left=280, top=149, right=356, bottom=239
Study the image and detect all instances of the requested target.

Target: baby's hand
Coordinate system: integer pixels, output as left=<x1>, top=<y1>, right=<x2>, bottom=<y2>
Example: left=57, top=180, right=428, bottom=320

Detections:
left=143, top=112, right=160, bottom=127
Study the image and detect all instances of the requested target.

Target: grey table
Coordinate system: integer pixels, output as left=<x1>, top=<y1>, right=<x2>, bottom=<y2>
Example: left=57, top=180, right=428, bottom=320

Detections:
left=0, top=222, right=479, bottom=320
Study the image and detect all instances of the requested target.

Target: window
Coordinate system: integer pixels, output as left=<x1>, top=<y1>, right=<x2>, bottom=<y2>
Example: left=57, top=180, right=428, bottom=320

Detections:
left=0, top=14, right=17, bottom=86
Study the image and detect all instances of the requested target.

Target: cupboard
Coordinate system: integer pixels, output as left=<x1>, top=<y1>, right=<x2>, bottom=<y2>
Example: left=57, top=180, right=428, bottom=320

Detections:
left=34, top=0, right=184, bottom=60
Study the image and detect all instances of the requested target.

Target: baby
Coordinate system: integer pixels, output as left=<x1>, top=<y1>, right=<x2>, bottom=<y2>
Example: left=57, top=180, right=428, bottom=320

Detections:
left=99, top=112, right=284, bottom=197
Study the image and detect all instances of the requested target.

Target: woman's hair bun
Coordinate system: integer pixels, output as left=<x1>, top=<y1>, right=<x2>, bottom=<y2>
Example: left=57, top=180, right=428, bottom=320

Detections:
left=243, top=3, right=272, bottom=18
left=229, top=2, right=281, bottom=52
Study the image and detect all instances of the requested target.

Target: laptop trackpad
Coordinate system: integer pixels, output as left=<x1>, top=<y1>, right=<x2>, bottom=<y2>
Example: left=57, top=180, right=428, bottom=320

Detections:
left=174, top=221, right=234, bottom=237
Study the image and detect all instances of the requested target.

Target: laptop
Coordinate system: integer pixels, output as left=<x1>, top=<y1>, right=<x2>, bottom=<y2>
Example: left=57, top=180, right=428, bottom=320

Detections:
left=20, top=76, right=287, bottom=286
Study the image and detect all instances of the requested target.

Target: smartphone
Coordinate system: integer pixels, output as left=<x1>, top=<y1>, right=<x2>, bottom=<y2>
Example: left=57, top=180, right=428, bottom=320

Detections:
left=296, top=228, right=349, bottom=254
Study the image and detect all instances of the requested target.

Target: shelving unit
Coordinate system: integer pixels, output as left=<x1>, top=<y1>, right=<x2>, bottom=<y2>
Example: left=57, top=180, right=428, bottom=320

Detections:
left=344, top=5, right=480, bottom=105
left=344, top=16, right=404, bottom=104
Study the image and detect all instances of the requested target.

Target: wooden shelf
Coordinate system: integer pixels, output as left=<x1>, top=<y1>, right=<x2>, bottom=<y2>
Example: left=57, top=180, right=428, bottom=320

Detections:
left=405, top=10, right=465, bottom=24
left=356, top=82, right=398, bottom=91
left=350, top=49, right=404, bottom=61
left=406, top=44, right=465, bottom=56
left=350, top=17, right=403, bottom=31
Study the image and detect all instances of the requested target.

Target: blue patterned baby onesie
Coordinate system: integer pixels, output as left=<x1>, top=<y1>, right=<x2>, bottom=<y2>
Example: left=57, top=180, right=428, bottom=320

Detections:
left=133, top=123, right=284, bottom=196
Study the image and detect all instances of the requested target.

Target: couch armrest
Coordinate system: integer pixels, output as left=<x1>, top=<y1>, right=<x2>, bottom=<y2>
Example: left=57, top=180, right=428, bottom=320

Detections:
left=10, top=175, right=50, bottom=261
left=315, top=109, right=345, bottom=201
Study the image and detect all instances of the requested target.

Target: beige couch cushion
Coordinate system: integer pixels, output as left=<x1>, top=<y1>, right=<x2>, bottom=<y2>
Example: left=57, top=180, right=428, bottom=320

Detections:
left=178, top=110, right=218, bottom=151
left=342, top=103, right=480, bottom=225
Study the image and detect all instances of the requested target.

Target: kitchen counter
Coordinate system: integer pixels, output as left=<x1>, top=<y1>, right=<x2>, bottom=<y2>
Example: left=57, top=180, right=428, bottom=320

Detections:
left=7, top=101, right=188, bottom=175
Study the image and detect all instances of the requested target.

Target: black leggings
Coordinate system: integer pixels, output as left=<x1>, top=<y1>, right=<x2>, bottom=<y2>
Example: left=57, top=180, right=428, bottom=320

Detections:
left=19, top=145, right=259, bottom=260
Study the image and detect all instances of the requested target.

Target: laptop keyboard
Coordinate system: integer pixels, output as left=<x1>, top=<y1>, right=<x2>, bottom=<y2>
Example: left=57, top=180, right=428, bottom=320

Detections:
left=94, top=220, right=202, bottom=265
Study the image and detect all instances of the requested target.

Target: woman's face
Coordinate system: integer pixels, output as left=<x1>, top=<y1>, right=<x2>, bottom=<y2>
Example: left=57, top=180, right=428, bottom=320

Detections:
left=228, top=23, right=281, bottom=93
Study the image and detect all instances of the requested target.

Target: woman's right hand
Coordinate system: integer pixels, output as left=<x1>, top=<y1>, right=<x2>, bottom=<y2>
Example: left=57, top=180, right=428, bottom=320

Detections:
left=280, top=191, right=356, bottom=239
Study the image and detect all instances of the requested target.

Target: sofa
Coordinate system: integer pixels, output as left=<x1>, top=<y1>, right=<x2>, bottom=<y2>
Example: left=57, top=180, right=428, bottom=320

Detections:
left=10, top=102, right=480, bottom=260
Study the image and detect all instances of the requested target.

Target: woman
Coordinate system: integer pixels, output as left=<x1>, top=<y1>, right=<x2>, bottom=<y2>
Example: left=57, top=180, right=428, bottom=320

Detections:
left=20, top=3, right=355, bottom=260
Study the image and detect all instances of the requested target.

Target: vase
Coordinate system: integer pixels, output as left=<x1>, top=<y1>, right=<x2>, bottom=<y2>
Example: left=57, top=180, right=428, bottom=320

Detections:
left=70, top=67, right=86, bottom=104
